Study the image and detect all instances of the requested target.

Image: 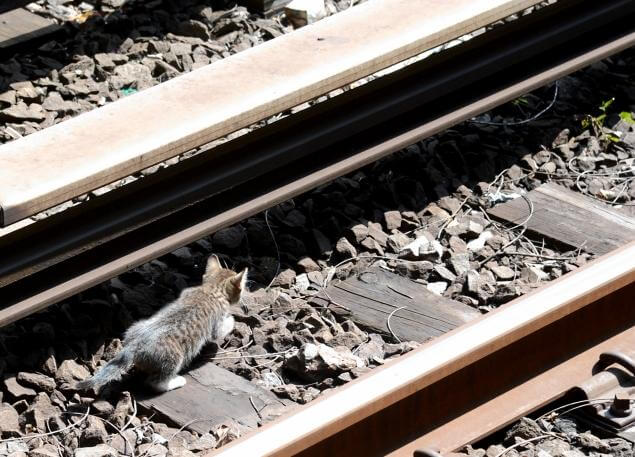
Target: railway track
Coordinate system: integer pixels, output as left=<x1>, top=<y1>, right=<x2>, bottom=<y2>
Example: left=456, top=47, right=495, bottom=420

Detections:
left=1, top=0, right=634, bottom=325
left=0, top=0, right=634, bottom=455
left=208, top=242, right=635, bottom=456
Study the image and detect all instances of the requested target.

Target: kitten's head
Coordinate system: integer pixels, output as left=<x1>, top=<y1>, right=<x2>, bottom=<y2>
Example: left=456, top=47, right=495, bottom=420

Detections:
left=203, top=255, right=248, bottom=303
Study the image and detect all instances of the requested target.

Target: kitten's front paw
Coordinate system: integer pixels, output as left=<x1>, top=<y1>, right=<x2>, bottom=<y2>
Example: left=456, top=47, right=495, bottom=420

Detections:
left=219, top=314, right=235, bottom=340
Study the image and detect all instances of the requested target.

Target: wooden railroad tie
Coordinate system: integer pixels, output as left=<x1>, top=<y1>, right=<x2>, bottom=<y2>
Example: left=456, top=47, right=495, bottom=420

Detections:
left=488, top=182, right=635, bottom=256
left=0, top=8, right=59, bottom=52
left=311, top=267, right=480, bottom=344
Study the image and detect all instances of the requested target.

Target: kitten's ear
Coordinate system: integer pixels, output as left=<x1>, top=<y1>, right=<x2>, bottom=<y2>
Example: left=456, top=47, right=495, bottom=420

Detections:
left=228, top=268, right=247, bottom=294
left=232, top=268, right=248, bottom=290
left=226, top=268, right=248, bottom=302
left=205, top=255, right=222, bottom=275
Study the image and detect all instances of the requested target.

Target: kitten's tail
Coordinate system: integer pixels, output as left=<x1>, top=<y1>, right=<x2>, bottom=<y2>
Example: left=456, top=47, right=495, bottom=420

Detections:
left=76, top=346, right=135, bottom=393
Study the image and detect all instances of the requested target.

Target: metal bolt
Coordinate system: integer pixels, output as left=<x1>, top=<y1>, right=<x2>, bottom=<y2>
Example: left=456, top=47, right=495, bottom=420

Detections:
left=608, top=392, right=632, bottom=417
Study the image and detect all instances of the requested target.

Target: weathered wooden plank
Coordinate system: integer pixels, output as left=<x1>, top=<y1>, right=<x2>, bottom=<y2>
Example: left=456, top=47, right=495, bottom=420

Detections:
left=137, top=363, right=289, bottom=434
left=487, top=182, right=635, bottom=255
left=311, top=267, right=479, bottom=343
left=0, top=0, right=34, bottom=14
left=0, top=0, right=544, bottom=226
left=0, top=8, right=59, bottom=50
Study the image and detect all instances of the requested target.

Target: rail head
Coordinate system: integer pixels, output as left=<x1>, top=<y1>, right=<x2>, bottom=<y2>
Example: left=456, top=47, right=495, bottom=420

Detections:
left=205, top=241, right=635, bottom=457
left=0, top=0, right=546, bottom=227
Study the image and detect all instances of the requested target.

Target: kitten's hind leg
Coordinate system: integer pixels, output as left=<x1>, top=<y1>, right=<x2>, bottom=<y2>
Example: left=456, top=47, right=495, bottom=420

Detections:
left=147, top=374, right=187, bottom=392
left=143, top=349, right=186, bottom=392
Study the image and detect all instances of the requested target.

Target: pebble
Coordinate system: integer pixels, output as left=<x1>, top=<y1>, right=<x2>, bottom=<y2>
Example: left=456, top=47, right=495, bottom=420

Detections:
left=16, top=372, right=56, bottom=393
left=383, top=211, right=402, bottom=230
left=3, top=376, right=37, bottom=400
left=335, top=237, right=357, bottom=258
left=55, top=360, right=90, bottom=384
left=427, top=281, right=448, bottom=295
left=349, top=224, right=369, bottom=244
left=0, top=404, right=20, bottom=437
left=490, top=265, right=515, bottom=280
left=297, top=256, right=320, bottom=273
left=75, top=444, right=120, bottom=457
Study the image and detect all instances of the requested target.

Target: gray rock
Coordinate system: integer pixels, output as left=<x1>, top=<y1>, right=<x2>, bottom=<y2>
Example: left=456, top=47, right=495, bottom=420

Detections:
left=30, top=446, right=58, bottom=457
left=112, top=63, right=153, bottom=90
left=349, top=224, right=368, bottom=244
left=93, top=54, right=116, bottom=71
left=17, top=372, right=55, bottom=393
left=395, top=260, right=434, bottom=279
left=450, top=253, right=471, bottom=276
left=355, top=334, right=384, bottom=364
left=434, top=265, right=457, bottom=282
left=287, top=343, right=364, bottom=381
left=505, top=417, right=544, bottom=443
left=384, top=211, right=402, bottom=230
left=490, top=265, right=515, bottom=280
left=13, top=81, right=42, bottom=102
left=90, top=400, right=113, bottom=418
left=55, top=360, right=90, bottom=384
left=100, top=0, right=126, bottom=7
left=367, top=222, right=388, bottom=247
left=25, top=392, right=60, bottom=433
left=0, top=90, right=16, bottom=106
left=188, top=433, right=217, bottom=452
left=444, top=220, right=468, bottom=236
left=74, top=444, right=119, bottom=457
left=537, top=439, right=571, bottom=457
left=387, top=230, right=410, bottom=253
left=297, top=257, right=320, bottom=273
left=3, top=377, right=36, bottom=400
left=330, top=331, right=364, bottom=349
left=604, top=438, right=634, bottom=457
left=212, top=226, right=244, bottom=250
left=360, top=236, right=384, bottom=255
left=0, top=440, right=28, bottom=455
left=449, top=235, right=468, bottom=254
left=0, top=103, right=45, bottom=122
left=111, top=392, right=133, bottom=428
left=282, top=209, right=306, bottom=227
left=178, top=20, right=210, bottom=40
left=335, top=237, right=357, bottom=258
left=108, top=429, right=136, bottom=455
left=574, top=432, right=611, bottom=453
left=0, top=403, right=20, bottom=437
left=427, top=281, right=448, bottom=295
left=42, top=92, right=80, bottom=114
left=272, top=268, right=296, bottom=288
left=466, top=270, right=482, bottom=295
left=81, top=416, right=108, bottom=446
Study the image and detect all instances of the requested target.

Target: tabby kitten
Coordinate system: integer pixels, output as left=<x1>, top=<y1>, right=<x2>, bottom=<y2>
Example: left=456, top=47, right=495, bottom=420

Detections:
left=77, top=256, right=247, bottom=393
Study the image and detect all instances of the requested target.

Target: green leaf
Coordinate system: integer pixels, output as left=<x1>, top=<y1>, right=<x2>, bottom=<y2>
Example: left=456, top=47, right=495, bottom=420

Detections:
left=599, top=98, right=614, bottom=113
left=620, top=111, right=635, bottom=124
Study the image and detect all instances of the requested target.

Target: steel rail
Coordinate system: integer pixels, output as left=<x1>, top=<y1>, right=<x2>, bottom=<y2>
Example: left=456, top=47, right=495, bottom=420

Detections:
left=1, top=0, right=634, bottom=325
left=206, top=242, right=635, bottom=457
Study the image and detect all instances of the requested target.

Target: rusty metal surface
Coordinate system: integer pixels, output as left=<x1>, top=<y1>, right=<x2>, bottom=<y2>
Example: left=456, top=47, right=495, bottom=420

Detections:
left=207, top=243, right=634, bottom=457
left=567, top=350, right=635, bottom=442
left=1, top=0, right=633, bottom=327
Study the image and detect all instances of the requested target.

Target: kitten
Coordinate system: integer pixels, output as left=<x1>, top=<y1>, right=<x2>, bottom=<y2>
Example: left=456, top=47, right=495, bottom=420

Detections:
left=76, top=255, right=247, bottom=393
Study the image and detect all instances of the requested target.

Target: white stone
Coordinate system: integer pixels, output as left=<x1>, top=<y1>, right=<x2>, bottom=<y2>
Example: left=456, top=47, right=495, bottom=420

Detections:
left=285, top=0, right=327, bottom=28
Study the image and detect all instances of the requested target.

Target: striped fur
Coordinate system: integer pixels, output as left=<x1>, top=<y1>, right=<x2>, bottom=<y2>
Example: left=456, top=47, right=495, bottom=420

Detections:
left=76, top=256, right=247, bottom=393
